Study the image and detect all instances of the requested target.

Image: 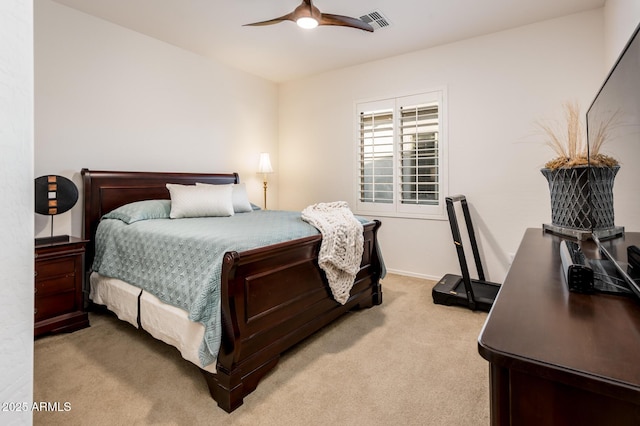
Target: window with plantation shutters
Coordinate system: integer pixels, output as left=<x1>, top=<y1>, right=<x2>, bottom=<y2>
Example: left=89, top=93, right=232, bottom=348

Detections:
left=355, top=90, right=447, bottom=219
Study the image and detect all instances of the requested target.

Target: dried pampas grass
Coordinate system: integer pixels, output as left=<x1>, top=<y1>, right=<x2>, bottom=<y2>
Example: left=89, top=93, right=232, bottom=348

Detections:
left=537, top=101, right=619, bottom=170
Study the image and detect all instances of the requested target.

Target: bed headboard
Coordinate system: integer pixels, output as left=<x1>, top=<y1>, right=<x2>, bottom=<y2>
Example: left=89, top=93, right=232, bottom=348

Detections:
left=81, top=168, right=240, bottom=270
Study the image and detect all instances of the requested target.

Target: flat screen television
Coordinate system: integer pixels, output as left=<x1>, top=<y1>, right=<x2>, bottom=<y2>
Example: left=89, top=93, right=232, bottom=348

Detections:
left=586, top=20, right=640, bottom=299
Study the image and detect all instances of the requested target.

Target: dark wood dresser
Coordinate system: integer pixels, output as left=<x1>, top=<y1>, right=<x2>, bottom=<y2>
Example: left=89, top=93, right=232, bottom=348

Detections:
left=478, top=228, right=640, bottom=425
left=34, top=237, right=90, bottom=337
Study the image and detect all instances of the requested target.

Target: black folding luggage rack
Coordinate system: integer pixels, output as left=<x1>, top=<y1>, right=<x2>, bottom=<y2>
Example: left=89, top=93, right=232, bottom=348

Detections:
left=432, top=195, right=501, bottom=312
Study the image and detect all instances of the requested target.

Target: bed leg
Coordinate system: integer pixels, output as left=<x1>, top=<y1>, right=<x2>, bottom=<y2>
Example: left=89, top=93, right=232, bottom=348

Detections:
left=201, top=368, right=244, bottom=413
left=373, top=280, right=383, bottom=305
left=200, top=355, right=281, bottom=413
left=372, top=291, right=382, bottom=306
left=350, top=277, right=383, bottom=310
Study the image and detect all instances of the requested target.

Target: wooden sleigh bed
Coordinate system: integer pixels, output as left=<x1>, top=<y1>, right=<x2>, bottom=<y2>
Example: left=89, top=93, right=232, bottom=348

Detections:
left=81, top=169, right=383, bottom=413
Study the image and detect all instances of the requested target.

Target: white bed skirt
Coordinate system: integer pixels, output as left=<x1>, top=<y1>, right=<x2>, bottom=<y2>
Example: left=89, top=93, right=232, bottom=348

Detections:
left=89, top=272, right=217, bottom=373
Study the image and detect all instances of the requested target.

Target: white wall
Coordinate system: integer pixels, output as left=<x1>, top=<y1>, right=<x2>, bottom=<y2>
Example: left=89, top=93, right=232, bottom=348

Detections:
left=34, top=0, right=279, bottom=240
left=604, top=0, right=640, bottom=68
left=279, top=10, right=605, bottom=282
left=0, top=1, right=34, bottom=425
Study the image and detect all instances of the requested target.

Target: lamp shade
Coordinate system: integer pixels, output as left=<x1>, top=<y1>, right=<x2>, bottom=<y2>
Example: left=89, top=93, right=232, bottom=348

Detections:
left=34, top=175, right=78, bottom=216
left=258, top=153, right=274, bottom=174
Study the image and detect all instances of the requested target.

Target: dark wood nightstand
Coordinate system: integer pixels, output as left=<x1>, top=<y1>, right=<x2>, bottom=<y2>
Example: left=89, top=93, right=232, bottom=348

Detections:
left=34, top=236, right=90, bottom=337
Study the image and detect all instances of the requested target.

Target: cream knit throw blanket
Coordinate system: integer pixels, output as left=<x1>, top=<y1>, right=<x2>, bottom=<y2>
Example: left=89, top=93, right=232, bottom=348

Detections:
left=301, top=201, right=364, bottom=305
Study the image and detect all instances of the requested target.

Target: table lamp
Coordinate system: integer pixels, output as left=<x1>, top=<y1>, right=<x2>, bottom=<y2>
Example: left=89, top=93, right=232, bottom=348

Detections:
left=35, top=175, right=78, bottom=244
left=257, top=153, right=273, bottom=209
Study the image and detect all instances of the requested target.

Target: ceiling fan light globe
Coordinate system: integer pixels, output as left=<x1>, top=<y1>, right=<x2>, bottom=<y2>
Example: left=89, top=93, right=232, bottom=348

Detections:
left=297, top=17, right=318, bottom=29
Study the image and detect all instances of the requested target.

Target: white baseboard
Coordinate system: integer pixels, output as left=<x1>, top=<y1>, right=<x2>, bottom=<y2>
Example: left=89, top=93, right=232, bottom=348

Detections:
left=383, top=268, right=441, bottom=282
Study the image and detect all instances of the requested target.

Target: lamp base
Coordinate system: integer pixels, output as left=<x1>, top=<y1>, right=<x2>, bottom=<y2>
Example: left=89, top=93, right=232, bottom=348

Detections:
left=263, top=179, right=268, bottom=210
left=35, top=234, right=71, bottom=245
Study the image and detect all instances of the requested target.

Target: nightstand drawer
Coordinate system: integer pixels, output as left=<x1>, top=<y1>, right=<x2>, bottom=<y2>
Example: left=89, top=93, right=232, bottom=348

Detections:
left=35, top=292, right=76, bottom=322
left=35, top=274, right=75, bottom=296
left=36, top=257, right=76, bottom=280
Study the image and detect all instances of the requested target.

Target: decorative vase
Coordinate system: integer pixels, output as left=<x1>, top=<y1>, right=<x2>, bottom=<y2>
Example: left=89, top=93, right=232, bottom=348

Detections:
left=541, top=165, right=622, bottom=239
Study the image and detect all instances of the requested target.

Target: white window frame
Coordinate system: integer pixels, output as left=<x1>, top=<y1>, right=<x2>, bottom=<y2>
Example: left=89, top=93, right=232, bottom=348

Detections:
left=354, top=89, right=448, bottom=220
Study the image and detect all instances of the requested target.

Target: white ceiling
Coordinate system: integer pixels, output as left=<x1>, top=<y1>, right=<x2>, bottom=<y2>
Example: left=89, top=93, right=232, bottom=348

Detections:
left=51, top=0, right=605, bottom=83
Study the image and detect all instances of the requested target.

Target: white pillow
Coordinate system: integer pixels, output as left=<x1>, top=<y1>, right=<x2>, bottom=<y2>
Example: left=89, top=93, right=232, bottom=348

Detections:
left=196, top=182, right=253, bottom=213
left=166, top=183, right=234, bottom=218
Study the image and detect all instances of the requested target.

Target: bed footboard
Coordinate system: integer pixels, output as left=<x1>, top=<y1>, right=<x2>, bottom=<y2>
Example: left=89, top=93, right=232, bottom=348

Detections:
left=203, top=220, right=383, bottom=412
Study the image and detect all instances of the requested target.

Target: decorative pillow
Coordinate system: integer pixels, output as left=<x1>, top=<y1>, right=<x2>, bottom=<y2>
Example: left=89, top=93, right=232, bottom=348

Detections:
left=196, top=182, right=253, bottom=213
left=166, top=183, right=234, bottom=218
left=102, top=199, right=171, bottom=224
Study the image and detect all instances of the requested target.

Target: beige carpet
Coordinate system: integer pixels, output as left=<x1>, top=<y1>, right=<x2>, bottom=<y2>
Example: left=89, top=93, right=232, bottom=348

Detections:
left=34, top=274, right=489, bottom=425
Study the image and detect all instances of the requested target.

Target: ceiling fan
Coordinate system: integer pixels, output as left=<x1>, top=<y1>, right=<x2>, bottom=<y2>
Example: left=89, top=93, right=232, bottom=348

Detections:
left=244, top=0, right=374, bottom=32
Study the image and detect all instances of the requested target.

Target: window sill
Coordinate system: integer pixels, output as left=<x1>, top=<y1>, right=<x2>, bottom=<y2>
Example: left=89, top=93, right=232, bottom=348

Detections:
left=354, top=210, right=448, bottom=221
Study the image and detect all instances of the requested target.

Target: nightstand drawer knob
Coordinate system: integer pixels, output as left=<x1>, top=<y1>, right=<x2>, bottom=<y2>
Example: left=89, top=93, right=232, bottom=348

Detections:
left=34, top=308, right=37, bottom=315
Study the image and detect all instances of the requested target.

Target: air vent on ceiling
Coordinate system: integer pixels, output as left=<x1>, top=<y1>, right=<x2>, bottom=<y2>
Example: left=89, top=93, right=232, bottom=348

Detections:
left=359, top=10, right=391, bottom=31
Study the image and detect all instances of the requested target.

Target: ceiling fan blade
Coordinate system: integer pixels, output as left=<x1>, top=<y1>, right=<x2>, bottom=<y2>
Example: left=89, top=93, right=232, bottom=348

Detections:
left=319, top=13, right=374, bottom=32
left=244, top=12, right=295, bottom=27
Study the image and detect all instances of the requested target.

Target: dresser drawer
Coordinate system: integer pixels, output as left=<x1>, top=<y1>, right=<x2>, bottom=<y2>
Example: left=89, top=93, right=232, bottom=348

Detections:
left=36, top=256, right=76, bottom=280
left=35, top=292, right=76, bottom=322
